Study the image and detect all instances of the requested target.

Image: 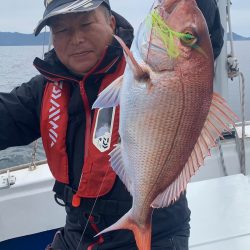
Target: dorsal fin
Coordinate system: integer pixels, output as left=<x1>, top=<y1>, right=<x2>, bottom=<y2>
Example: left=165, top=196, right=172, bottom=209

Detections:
left=114, top=35, right=150, bottom=83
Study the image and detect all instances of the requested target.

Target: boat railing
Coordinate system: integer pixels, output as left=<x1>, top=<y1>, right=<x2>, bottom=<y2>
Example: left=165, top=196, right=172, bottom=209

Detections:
left=0, top=159, right=47, bottom=175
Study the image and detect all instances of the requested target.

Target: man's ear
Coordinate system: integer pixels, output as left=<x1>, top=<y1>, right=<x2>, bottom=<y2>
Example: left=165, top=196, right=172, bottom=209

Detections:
left=110, top=15, right=116, bottom=33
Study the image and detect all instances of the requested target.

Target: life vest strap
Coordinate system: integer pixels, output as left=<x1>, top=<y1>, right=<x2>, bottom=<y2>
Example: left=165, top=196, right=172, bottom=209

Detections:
left=59, top=185, right=132, bottom=216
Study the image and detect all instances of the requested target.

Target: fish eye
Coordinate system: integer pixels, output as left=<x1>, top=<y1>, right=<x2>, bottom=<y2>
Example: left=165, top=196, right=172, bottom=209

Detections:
left=180, top=32, right=198, bottom=47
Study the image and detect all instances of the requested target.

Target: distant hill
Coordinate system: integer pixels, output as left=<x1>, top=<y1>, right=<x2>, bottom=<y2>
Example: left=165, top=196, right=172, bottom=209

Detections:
left=0, top=32, right=50, bottom=46
left=0, top=31, right=249, bottom=46
left=227, top=32, right=250, bottom=41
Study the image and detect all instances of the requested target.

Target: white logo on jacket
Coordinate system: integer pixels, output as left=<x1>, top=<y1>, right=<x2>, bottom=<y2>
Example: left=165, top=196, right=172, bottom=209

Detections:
left=93, top=107, right=115, bottom=152
left=48, top=81, right=62, bottom=147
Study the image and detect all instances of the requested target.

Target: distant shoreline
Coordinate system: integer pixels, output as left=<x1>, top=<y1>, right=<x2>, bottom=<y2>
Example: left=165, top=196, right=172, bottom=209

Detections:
left=0, top=31, right=249, bottom=46
left=0, top=44, right=49, bottom=47
left=227, top=32, right=250, bottom=41
left=0, top=32, right=50, bottom=46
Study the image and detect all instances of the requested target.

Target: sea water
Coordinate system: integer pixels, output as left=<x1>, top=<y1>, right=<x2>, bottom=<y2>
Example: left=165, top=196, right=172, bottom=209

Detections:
left=0, top=42, right=249, bottom=169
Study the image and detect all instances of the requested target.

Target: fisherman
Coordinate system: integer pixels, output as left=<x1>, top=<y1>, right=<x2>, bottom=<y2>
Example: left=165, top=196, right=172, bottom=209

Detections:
left=0, top=0, right=224, bottom=249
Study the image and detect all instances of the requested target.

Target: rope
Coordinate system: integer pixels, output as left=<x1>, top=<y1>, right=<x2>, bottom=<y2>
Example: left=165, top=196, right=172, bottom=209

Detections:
left=217, top=138, right=228, bottom=176
left=226, top=0, right=235, bottom=56
left=239, top=72, right=246, bottom=174
left=29, top=140, right=38, bottom=171
left=227, top=54, right=239, bottom=79
left=223, top=0, right=246, bottom=175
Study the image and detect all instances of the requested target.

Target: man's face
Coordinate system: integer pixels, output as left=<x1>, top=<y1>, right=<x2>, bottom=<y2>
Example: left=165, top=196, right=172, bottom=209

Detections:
left=50, top=7, right=116, bottom=75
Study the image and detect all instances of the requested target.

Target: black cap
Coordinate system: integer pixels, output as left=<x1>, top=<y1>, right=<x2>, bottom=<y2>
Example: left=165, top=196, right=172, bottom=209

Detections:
left=34, top=0, right=111, bottom=36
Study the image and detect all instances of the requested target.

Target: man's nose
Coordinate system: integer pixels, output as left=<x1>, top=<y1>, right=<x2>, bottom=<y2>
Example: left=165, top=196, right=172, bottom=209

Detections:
left=71, top=29, right=85, bottom=44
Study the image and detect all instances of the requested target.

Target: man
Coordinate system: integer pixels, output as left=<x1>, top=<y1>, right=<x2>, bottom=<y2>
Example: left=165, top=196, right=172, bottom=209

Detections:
left=0, top=0, right=224, bottom=249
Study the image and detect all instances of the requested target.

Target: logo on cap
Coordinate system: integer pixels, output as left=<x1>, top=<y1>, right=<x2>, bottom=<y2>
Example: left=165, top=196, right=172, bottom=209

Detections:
left=44, top=0, right=54, bottom=7
left=44, top=0, right=96, bottom=12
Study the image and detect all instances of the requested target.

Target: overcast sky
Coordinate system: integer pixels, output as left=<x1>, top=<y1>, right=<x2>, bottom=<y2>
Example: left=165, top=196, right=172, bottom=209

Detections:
left=0, top=0, right=249, bottom=37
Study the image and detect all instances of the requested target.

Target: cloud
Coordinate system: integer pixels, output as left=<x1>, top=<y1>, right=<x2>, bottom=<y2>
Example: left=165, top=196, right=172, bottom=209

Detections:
left=0, top=0, right=249, bottom=37
left=0, top=0, right=44, bottom=33
left=231, top=9, right=250, bottom=37
left=110, top=0, right=152, bottom=30
left=230, top=0, right=250, bottom=11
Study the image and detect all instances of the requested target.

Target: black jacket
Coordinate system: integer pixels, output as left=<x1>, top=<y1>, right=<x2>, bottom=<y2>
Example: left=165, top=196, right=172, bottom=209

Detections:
left=197, top=0, right=224, bottom=59
left=0, top=0, right=223, bottom=245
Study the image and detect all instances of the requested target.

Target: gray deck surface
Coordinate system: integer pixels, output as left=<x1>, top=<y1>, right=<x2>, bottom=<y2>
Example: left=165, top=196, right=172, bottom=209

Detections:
left=188, top=174, right=250, bottom=249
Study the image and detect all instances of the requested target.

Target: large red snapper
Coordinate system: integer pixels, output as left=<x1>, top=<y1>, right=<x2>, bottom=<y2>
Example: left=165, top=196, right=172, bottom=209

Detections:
left=93, top=0, right=237, bottom=249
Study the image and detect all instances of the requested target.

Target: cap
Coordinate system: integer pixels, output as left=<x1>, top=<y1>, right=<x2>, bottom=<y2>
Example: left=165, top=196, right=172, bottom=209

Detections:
left=34, top=0, right=111, bottom=36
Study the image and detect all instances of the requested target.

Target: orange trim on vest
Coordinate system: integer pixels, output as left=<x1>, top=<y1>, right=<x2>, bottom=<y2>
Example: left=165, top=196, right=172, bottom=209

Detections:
left=41, top=57, right=126, bottom=199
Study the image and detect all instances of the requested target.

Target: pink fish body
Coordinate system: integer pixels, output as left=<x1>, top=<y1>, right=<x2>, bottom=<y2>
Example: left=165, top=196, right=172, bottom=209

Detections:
left=93, top=0, right=237, bottom=249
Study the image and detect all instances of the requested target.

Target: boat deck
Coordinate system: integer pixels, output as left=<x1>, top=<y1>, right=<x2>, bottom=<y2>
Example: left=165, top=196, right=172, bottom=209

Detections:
left=188, top=174, right=250, bottom=249
left=0, top=164, right=250, bottom=249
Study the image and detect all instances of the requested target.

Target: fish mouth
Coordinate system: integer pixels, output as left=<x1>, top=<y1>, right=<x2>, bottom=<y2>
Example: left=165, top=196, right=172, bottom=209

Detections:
left=137, top=0, right=207, bottom=71
left=145, top=0, right=201, bottom=58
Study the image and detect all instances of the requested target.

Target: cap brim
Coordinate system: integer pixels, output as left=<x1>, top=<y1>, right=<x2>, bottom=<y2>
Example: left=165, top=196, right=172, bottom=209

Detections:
left=34, top=0, right=104, bottom=36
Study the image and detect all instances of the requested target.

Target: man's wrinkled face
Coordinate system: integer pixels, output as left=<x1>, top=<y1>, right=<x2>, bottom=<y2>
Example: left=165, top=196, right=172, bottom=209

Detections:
left=50, top=6, right=116, bottom=75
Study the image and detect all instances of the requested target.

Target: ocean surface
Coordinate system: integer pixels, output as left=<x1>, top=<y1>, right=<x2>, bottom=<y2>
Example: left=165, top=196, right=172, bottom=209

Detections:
left=0, top=42, right=249, bottom=169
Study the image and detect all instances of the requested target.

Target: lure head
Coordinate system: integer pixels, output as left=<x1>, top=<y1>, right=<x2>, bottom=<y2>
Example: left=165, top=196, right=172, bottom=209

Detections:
left=137, top=0, right=213, bottom=72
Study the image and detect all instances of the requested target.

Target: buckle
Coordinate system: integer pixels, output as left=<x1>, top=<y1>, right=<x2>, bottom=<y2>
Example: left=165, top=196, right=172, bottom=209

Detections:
left=54, top=194, right=65, bottom=207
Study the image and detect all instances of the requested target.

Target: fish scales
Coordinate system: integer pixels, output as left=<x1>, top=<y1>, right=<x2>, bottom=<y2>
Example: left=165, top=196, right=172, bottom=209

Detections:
left=93, top=0, right=237, bottom=249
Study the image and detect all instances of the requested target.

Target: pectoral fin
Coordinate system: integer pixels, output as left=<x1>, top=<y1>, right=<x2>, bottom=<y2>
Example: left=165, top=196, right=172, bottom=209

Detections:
left=92, top=75, right=123, bottom=109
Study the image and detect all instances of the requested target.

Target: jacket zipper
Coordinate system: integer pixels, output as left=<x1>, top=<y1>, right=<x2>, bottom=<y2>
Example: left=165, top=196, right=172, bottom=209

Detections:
left=72, top=50, right=108, bottom=207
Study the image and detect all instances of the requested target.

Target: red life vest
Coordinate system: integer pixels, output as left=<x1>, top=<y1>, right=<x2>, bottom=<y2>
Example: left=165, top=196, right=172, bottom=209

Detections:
left=40, top=57, right=126, bottom=206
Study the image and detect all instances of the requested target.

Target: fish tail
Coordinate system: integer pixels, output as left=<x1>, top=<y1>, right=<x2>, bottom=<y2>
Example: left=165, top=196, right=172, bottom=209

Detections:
left=95, top=209, right=152, bottom=250
left=133, top=222, right=152, bottom=250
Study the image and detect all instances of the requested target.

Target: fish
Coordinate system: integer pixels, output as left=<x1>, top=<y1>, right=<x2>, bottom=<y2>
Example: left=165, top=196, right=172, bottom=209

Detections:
left=93, top=0, right=238, bottom=249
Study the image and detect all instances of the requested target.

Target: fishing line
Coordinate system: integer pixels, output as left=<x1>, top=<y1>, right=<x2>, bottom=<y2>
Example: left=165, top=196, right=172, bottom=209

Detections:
left=76, top=165, right=112, bottom=250
left=42, top=26, right=47, bottom=59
